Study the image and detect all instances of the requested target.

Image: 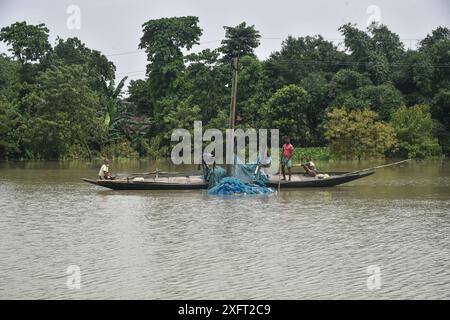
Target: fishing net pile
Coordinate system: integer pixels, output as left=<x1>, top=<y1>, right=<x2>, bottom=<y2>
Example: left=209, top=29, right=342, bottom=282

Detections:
left=208, top=176, right=273, bottom=195
left=206, top=162, right=274, bottom=196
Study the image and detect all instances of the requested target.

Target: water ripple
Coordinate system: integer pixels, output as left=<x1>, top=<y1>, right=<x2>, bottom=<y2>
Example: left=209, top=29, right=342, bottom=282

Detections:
left=1, top=161, right=450, bottom=299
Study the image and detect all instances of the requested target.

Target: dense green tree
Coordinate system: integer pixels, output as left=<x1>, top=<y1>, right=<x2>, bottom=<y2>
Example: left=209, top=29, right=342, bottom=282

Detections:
left=0, top=54, right=20, bottom=98
left=431, top=89, right=450, bottom=154
left=0, top=18, right=449, bottom=160
left=265, top=35, right=345, bottom=89
left=164, top=101, right=201, bottom=136
left=0, top=96, right=20, bottom=157
left=329, top=69, right=372, bottom=107
left=330, top=82, right=403, bottom=121
left=49, top=37, right=116, bottom=88
left=330, top=69, right=372, bottom=93
left=420, top=26, right=450, bottom=49
left=419, top=27, right=450, bottom=91
left=390, top=105, right=441, bottom=157
left=235, top=55, right=269, bottom=128
left=139, top=16, right=202, bottom=101
left=220, top=22, right=261, bottom=62
left=364, top=51, right=390, bottom=85
left=432, top=89, right=450, bottom=130
left=324, top=107, right=397, bottom=160
left=395, top=50, right=434, bottom=104
left=140, top=16, right=202, bottom=65
left=355, top=84, right=404, bottom=120
left=0, top=22, right=51, bottom=82
left=299, top=72, right=331, bottom=145
left=20, top=64, right=101, bottom=159
left=339, top=23, right=372, bottom=62
left=417, top=27, right=450, bottom=153
left=127, top=79, right=153, bottom=116
left=261, top=84, right=312, bottom=145
left=396, top=27, right=450, bottom=106
left=0, top=21, right=50, bottom=65
left=184, top=49, right=230, bottom=122
left=368, top=23, right=405, bottom=64
left=339, top=23, right=405, bottom=84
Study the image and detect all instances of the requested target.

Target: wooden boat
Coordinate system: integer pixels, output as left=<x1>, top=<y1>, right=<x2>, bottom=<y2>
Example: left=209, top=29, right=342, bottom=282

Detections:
left=82, top=169, right=375, bottom=190
left=267, top=169, right=374, bottom=188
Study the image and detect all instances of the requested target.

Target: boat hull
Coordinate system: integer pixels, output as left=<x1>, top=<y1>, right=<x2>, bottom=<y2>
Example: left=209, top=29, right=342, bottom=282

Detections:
left=267, top=170, right=375, bottom=188
left=82, top=170, right=374, bottom=190
left=82, top=178, right=208, bottom=190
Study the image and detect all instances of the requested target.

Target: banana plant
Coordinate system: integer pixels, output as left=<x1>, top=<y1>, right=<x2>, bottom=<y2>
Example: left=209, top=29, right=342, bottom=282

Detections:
left=101, top=76, right=128, bottom=128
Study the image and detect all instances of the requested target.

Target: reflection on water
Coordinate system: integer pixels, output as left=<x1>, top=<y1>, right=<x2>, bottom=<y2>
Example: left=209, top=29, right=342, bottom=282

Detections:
left=0, top=159, right=449, bottom=299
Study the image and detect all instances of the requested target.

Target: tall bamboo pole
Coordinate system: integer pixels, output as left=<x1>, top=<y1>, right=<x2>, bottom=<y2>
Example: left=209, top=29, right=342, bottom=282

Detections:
left=226, top=57, right=238, bottom=176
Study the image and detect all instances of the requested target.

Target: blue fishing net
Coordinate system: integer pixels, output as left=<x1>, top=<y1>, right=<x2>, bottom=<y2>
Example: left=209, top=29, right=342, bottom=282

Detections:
left=207, top=177, right=274, bottom=195
left=206, top=166, right=227, bottom=188
left=207, top=161, right=273, bottom=195
left=233, top=163, right=268, bottom=186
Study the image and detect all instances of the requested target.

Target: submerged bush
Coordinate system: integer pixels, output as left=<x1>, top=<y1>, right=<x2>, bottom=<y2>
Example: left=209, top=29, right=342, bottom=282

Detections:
left=390, top=105, right=442, bottom=158
left=100, top=140, right=139, bottom=159
left=324, top=107, right=397, bottom=160
left=63, top=144, right=91, bottom=160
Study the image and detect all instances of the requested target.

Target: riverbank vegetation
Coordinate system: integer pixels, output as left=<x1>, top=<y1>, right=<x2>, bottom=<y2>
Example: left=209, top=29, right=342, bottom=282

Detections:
left=0, top=18, right=449, bottom=160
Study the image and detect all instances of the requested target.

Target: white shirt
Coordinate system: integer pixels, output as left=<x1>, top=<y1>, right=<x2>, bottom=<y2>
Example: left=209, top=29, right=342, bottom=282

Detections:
left=260, top=155, right=272, bottom=166
left=260, top=156, right=272, bottom=176
left=98, top=164, right=108, bottom=177
left=203, top=153, right=215, bottom=165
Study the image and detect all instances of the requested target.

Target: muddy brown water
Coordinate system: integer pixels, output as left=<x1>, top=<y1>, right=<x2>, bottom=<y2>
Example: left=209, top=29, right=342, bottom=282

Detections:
left=0, top=159, right=449, bottom=299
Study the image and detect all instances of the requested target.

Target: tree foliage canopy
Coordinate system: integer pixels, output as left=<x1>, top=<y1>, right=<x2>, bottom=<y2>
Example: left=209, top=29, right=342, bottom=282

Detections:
left=390, top=105, right=441, bottom=158
left=0, top=19, right=448, bottom=159
left=0, top=21, right=51, bottom=65
left=220, top=22, right=261, bottom=62
left=324, top=108, right=397, bottom=160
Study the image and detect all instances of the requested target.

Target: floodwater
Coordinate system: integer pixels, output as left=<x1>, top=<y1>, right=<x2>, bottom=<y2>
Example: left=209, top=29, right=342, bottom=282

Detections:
left=0, top=159, right=449, bottom=299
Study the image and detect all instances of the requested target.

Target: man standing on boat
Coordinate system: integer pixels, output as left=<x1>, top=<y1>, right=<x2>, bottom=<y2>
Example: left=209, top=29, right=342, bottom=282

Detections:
left=98, top=159, right=112, bottom=180
left=281, top=137, right=294, bottom=181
